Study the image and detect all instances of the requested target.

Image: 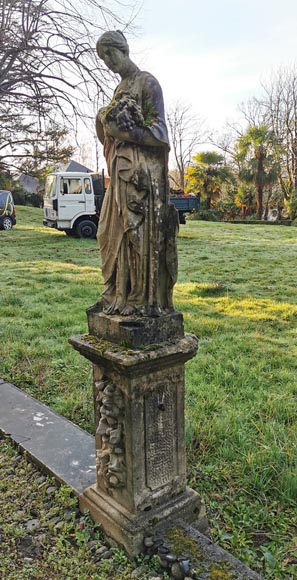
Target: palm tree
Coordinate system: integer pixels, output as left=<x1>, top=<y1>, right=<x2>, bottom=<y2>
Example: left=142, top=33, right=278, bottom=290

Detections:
left=185, top=151, right=234, bottom=209
left=235, top=126, right=279, bottom=220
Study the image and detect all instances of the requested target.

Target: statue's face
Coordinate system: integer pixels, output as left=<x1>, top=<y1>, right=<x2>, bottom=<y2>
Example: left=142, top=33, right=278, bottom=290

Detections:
left=99, top=45, right=128, bottom=74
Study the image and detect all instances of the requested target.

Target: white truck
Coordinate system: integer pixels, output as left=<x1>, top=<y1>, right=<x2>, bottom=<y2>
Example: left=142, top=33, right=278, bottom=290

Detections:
left=43, top=170, right=200, bottom=237
left=43, top=171, right=106, bottom=238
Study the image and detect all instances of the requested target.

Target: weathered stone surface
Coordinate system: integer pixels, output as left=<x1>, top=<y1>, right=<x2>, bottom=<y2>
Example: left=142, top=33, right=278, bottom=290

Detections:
left=69, top=332, right=198, bottom=377
left=71, top=287, right=204, bottom=557
left=95, top=31, right=178, bottom=317
left=79, top=344, right=201, bottom=510
left=87, top=304, right=184, bottom=347
left=0, top=380, right=96, bottom=494
left=79, top=484, right=206, bottom=558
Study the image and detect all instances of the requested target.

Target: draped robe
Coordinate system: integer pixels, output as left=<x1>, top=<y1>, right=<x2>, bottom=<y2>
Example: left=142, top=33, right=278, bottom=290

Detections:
left=96, top=70, right=178, bottom=316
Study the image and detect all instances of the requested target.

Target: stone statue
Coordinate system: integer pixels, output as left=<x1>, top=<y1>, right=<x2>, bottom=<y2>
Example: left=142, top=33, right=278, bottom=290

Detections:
left=96, top=30, right=178, bottom=316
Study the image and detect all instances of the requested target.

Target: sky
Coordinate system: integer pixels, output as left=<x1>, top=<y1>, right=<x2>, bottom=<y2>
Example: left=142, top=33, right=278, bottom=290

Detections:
left=78, top=0, right=297, bottom=168
left=127, top=0, right=297, bottom=132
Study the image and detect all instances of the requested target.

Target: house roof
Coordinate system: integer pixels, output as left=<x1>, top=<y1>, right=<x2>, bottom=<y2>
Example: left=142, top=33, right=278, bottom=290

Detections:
left=18, top=174, right=39, bottom=194
left=63, top=160, right=94, bottom=173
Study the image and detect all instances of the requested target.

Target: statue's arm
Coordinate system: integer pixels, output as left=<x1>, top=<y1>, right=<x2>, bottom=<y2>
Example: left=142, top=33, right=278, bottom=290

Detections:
left=105, top=74, right=169, bottom=148
left=96, top=112, right=105, bottom=144
left=106, top=122, right=161, bottom=147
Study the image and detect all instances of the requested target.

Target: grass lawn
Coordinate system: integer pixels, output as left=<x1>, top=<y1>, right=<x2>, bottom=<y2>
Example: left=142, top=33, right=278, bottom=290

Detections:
left=0, top=206, right=296, bottom=579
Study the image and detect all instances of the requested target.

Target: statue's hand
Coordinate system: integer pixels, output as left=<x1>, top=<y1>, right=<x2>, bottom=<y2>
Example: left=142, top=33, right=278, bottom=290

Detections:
left=105, top=121, right=121, bottom=139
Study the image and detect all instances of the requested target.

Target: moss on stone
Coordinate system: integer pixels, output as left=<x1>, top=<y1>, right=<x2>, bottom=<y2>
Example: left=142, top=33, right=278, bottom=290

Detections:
left=209, top=562, right=236, bottom=579
left=81, top=334, right=120, bottom=354
left=142, top=93, right=157, bottom=127
left=80, top=334, right=165, bottom=357
left=166, top=527, right=203, bottom=562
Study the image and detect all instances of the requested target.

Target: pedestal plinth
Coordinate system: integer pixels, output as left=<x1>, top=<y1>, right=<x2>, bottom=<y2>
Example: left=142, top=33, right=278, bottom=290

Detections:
left=69, top=307, right=207, bottom=556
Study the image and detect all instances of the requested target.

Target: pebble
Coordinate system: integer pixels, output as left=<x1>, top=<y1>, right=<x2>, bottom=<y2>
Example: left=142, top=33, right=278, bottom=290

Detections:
left=46, top=486, right=57, bottom=495
left=4, top=468, right=14, bottom=476
left=165, top=553, right=177, bottom=564
left=158, top=545, right=170, bottom=555
left=26, top=519, right=41, bottom=533
left=100, top=550, right=112, bottom=559
left=37, top=533, right=47, bottom=545
left=88, top=540, right=100, bottom=551
left=152, top=538, right=163, bottom=547
left=47, top=516, right=60, bottom=525
left=179, top=560, right=191, bottom=576
left=144, top=536, right=154, bottom=547
left=64, top=509, right=74, bottom=522
left=54, top=521, right=65, bottom=530
left=36, top=476, right=46, bottom=485
left=23, top=557, right=34, bottom=564
left=171, top=562, right=186, bottom=580
left=158, top=556, right=168, bottom=568
left=96, top=545, right=109, bottom=556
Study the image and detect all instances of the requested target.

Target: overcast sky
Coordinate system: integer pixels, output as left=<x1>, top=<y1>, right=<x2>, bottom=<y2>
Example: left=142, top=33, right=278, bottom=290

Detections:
left=79, top=0, right=297, bottom=167
left=127, top=0, right=297, bottom=131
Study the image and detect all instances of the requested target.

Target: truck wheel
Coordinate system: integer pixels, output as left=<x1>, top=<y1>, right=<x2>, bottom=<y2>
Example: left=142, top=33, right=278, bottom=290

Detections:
left=178, top=211, right=186, bottom=224
left=75, top=220, right=97, bottom=239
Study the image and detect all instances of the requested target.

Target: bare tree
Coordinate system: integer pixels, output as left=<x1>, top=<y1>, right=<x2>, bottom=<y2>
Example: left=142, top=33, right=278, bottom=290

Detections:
left=238, top=66, right=297, bottom=206
left=167, top=101, right=206, bottom=191
left=0, top=0, right=136, bottom=171
left=260, top=66, right=297, bottom=202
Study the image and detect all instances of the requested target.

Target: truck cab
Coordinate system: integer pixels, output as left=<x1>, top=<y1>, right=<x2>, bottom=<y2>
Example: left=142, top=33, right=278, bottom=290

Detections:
left=43, top=171, right=105, bottom=238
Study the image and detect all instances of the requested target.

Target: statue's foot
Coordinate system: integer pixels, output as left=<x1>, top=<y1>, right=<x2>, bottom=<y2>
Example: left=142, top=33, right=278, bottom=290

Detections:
left=147, top=305, right=163, bottom=317
left=120, top=304, right=136, bottom=316
left=103, top=303, right=116, bottom=315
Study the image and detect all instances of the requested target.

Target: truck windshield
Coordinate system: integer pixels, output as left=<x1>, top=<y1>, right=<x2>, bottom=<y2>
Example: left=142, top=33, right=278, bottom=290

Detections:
left=45, top=175, right=57, bottom=198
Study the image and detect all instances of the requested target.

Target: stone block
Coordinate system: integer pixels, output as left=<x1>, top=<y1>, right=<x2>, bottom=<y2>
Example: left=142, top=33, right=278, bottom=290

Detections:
left=87, top=303, right=184, bottom=347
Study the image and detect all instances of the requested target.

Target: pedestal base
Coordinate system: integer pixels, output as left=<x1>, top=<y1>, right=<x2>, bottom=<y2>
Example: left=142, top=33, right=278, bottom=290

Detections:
left=70, top=307, right=207, bottom=557
left=87, top=303, right=184, bottom=347
left=79, top=484, right=208, bottom=557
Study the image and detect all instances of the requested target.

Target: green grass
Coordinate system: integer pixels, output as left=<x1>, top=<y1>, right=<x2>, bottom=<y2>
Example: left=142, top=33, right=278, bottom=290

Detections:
left=1, top=208, right=296, bottom=579
left=0, top=439, right=157, bottom=580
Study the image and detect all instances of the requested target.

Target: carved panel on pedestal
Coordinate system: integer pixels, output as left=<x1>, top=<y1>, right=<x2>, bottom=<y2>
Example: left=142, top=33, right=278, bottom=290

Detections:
left=144, top=383, right=177, bottom=490
left=94, top=379, right=126, bottom=490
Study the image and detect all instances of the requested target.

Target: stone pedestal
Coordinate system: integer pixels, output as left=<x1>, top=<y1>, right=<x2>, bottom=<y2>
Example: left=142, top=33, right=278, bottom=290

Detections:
left=69, top=305, right=207, bottom=556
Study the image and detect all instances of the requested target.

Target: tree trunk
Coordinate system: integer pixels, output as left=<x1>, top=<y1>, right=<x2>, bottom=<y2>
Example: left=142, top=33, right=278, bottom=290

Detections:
left=256, top=185, right=263, bottom=219
left=277, top=203, right=283, bottom=220
left=263, top=186, right=272, bottom=221
left=256, top=150, right=264, bottom=220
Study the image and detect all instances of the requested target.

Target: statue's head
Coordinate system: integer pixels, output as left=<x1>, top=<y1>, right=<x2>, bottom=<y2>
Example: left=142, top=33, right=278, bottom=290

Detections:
left=96, top=31, right=130, bottom=74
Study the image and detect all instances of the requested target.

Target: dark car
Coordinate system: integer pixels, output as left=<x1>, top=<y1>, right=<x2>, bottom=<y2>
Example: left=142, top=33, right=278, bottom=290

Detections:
left=0, top=190, right=16, bottom=230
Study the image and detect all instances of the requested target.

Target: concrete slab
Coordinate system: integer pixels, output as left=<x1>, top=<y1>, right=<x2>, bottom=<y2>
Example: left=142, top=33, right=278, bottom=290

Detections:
left=0, top=379, right=96, bottom=494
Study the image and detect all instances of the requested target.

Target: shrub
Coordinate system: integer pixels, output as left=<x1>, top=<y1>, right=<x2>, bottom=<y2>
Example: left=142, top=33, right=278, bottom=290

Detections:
left=288, top=192, right=297, bottom=220
left=189, top=209, right=221, bottom=222
left=12, top=187, right=43, bottom=208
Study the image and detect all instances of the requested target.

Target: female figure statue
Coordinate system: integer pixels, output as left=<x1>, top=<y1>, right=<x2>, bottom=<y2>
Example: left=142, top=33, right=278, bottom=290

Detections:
left=96, top=30, right=178, bottom=316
